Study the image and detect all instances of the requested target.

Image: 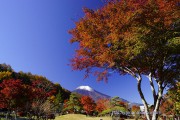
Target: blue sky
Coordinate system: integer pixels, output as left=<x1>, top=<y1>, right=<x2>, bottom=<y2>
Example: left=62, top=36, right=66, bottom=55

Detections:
left=0, top=0, right=157, bottom=104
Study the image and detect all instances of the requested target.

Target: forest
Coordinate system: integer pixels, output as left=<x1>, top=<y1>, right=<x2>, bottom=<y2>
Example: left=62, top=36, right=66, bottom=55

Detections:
left=0, top=63, right=70, bottom=119
left=0, top=63, right=179, bottom=120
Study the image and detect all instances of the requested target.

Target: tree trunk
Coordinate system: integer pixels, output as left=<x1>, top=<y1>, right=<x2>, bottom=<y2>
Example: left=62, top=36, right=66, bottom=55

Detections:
left=137, top=78, right=151, bottom=120
left=152, top=82, right=163, bottom=120
left=147, top=73, right=157, bottom=106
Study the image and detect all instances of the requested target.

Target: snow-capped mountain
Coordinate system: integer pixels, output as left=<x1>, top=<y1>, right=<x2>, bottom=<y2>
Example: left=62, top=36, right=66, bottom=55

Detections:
left=73, top=85, right=143, bottom=107
left=76, top=86, right=94, bottom=92
left=73, top=85, right=111, bottom=101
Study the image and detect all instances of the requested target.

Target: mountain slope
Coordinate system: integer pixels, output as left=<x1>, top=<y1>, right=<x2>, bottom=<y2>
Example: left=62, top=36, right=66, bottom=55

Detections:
left=73, top=86, right=143, bottom=107
left=72, top=86, right=111, bottom=101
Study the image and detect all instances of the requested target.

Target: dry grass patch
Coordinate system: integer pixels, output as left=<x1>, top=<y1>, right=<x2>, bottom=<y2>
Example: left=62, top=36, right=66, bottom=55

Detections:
left=55, top=114, right=111, bottom=120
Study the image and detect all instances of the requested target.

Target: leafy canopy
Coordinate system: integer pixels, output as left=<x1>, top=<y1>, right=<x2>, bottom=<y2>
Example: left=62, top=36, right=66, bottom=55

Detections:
left=70, top=0, right=180, bottom=83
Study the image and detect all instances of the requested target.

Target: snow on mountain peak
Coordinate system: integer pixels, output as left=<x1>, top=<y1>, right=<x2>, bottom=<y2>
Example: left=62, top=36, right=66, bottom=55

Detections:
left=76, top=86, right=94, bottom=92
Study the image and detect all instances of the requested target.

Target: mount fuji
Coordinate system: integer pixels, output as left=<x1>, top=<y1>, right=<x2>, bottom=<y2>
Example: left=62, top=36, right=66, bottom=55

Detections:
left=73, top=86, right=143, bottom=106
left=73, top=86, right=111, bottom=101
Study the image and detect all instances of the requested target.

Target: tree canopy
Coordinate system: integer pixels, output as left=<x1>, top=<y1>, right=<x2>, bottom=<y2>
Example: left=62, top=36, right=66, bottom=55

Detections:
left=70, top=0, right=180, bottom=120
left=70, top=0, right=179, bottom=82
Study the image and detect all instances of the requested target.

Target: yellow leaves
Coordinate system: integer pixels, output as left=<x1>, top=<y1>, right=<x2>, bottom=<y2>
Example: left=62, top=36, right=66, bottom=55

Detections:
left=49, top=95, right=56, bottom=103
left=167, top=37, right=180, bottom=53
left=0, top=71, right=12, bottom=80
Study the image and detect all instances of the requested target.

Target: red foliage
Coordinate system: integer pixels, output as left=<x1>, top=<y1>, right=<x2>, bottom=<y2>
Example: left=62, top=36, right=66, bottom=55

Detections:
left=96, top=99, right=110, bottom=113
left=0, top=79, right=28, bottom=109
left=63, top=99, right=69, bottom=109
left=118, top=101, right=126, bottom=108
left=160, top=96, right=175, bottom=115
left=80, top=96, right=96, bottom=115
left=0, top=78, right=57, bottom=111
left=31, top=80, right=56, bottom=100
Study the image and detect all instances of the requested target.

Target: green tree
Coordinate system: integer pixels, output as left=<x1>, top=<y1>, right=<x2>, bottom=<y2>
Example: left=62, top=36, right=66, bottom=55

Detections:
left=53, top=84, right=64, bottom=113
left=111, top=97, right=124, bottom=107
left=53, top=83, right=70, bottom=113
left=64, top=93, right=82, bottom=113
left=55, top=92, right=64, bottom=104
left=110, top=97, right=128, bottom=113
left=69, top=0, right=180, bottom=120
left=16, top=71, right=32, bottom=84
left=0, top=63, right=13, bottom=72
left=54, top=83, right=64, bottom=104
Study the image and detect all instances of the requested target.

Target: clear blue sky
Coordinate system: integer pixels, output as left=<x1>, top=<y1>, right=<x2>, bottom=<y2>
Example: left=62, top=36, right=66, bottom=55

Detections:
left=0, top=0, right=157, bottom=104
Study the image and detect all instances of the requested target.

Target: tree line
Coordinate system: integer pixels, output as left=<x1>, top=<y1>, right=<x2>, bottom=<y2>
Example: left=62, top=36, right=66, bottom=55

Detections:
left=0, top=63, right=179, bottom=120
left=63, top=89, right=179, bottom=120
left=0, top=63, right=70, bottom=119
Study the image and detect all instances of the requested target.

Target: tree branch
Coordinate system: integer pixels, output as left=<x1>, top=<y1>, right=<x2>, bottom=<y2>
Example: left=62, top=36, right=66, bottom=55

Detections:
left=118, top=66, right=139, bottom=79
left=147, top=72, right=157, bottom=106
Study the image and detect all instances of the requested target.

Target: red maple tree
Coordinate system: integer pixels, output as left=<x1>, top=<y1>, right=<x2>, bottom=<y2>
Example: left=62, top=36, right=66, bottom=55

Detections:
left=69, top=0, right=179, bottom=120
left=80, top=96, right=96, bottom=115
left=96, top=99, right=110, bottom=113
left=0, top=79, right=28, bottom=110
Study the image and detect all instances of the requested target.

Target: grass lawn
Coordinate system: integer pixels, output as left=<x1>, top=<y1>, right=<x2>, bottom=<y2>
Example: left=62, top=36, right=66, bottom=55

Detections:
left=55, top=114, right=111, bottom=120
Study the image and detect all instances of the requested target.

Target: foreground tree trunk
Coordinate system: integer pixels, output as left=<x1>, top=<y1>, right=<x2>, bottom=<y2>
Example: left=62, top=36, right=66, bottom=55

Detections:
left=151, top=82, right=163, bottom=120
left=136, top=73, right=164, bottom=120
left=137, top=77, right=151, bottom=120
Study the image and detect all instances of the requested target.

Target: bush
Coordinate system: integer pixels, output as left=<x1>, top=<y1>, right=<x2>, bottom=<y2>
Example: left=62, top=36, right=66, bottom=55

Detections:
left=98, top=106, right=128, bottom=117
left=17, top=111, right=26, bottom=117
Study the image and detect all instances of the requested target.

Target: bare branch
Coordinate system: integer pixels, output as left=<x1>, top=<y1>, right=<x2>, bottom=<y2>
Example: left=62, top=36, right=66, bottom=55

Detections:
left=118, top=66, right=141, bottom=79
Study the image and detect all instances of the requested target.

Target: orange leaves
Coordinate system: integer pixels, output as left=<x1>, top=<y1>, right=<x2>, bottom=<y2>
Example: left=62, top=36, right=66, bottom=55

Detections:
left=80, top=96, right=96, bottom=115
left=70, top=0, right=180, bottom=81
left=69, top=1, right=179, bottom=119
left=131, top=105, right=140, bottom=112
left=160, top=98, right=174, bottom=115
left=83, top=7, right=95, bottom=18
left=71, top=56, right=96, bottom=70
left=96, top=99, right=111, bottom=113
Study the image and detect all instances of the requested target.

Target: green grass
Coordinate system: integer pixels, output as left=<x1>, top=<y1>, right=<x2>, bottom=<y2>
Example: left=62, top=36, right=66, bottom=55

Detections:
left=55, top=114, right=111, bottom=120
